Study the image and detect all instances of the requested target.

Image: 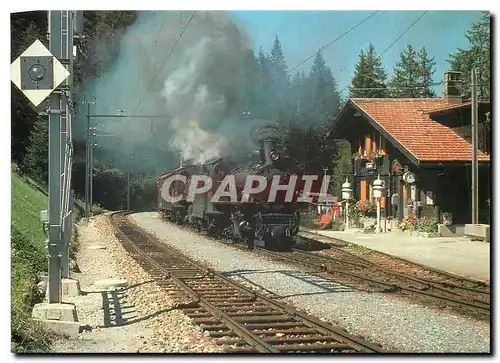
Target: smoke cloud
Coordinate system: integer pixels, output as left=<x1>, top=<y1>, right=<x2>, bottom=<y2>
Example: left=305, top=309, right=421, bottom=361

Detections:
left=77, top=11, right=277, bottom=171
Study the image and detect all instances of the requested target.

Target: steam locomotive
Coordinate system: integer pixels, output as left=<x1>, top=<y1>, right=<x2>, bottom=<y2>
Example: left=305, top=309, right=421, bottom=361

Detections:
left=157, top=139, right=320, bottom=250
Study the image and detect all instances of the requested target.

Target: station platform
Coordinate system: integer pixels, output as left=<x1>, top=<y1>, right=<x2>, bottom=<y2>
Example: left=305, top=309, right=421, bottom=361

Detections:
left=299, top=228, right=491, bottom=282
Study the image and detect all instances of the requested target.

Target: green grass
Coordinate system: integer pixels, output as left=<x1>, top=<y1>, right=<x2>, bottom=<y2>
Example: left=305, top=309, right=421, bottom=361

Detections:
left=11, top=170, right=54, bottom=352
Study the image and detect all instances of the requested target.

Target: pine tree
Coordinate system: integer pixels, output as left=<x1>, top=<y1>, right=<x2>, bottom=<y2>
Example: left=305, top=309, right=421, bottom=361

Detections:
left=242, top=49, right=260, bottom=115
left=389, top=44, right=421, bottom=98
left=307, top=51, right=341, bottom=122
left=417, top=47, right=436, bottom=97
left=290, top=71, right=308, bottom=117
left=269, top=35, right=289, bottom=90
left=269, top=36, right=289, bottom=119
left=256, top=46, right=272, bottom=118
left=448, top=12, right=490, bottom=99
left=21, top=117, right=49, bottom=184
left=349, top=44, right=387, bottom=98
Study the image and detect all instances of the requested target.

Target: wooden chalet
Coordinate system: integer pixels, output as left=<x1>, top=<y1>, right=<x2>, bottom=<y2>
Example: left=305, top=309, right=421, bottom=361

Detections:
left=329, top=72, right=491, bottom=225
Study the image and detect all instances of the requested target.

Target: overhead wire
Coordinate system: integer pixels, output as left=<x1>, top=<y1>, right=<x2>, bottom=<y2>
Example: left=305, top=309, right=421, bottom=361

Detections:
left=121, top=11, right=197, bottom=136
left=287, top=11, right=380, bottom=76
left=338, top=10, right=429, bottom=95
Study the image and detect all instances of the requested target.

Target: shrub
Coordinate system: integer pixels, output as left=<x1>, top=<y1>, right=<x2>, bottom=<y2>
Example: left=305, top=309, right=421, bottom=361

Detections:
left=415, top=216, right=439, bottom=233
left=355, top=200, right=376, bottom=216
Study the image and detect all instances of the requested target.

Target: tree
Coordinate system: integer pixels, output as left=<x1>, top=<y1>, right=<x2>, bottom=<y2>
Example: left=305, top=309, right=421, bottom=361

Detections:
left=21, top=117, right=49, bottom=184
left=416, top=47, right=436, bottom=97
left=76, top=11, right=138, bottom=82
left=276, top=120, right=339, bottom=177
left=10, top=12, right=48, bottom=165
left=306, top=51, right=341, bottom=122
left=255, top=46, right=273, bottom=118
left=349, top=44, right=388, bottom=98
left=388, top=44, right=421, bottom=98
left=269, top=35, right=289, bottom=112
left=241, top=49, right=260, bottom=114
left=448, top=12, right=490, bottom=99
left=330, top=139, right=353, bottom=197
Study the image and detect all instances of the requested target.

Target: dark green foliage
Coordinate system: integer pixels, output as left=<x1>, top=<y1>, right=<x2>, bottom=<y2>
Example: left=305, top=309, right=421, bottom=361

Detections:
left=10, top=12, right=48, bottom=165
left=11, top=171, right=53, bottom=352
left=21, top=117, right=49, bottom=185
left=417, top=47, right=436, bottom=97
left=92, top=165, right=127, bottom=210
left=388, top=44, right=437, bottom=98
left=75, top=11, right=138, bottom=82
left=448, top=12, right=490, bottom=99
left=276, top=119, right=339, bottom=176
left=306, top=51, right=341, bottom=122
left=388, top=44, right=421, bottom=97
left=11, top=227, right=46, bottom=276
left=129, top=174, right=158, bottom=211
left=330, top=139, right=353, bottom=196
left=269, top=36, right=289, bottom=117
left=349, top=44, right=388, bottom=98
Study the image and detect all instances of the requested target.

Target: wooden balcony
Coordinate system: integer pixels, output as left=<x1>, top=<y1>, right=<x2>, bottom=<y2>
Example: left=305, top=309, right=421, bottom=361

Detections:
left=354, top=155, right=390, bottom=177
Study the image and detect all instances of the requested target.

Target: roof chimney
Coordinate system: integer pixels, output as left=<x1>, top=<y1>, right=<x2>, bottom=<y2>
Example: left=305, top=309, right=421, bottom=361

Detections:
left=444, top=71, right=462, bottom=104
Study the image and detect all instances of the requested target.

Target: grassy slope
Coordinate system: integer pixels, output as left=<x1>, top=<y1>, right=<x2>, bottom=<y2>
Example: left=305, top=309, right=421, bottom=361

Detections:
left=11, top=171, right=50, bottom=352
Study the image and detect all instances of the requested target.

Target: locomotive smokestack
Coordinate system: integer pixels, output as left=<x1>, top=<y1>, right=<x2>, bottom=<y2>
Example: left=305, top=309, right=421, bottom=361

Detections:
left=263, top=139, right=274, bottom=165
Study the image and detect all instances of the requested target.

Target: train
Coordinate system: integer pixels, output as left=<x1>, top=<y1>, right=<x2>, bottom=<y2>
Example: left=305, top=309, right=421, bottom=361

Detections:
left=157, top=138, right=323, bottom=251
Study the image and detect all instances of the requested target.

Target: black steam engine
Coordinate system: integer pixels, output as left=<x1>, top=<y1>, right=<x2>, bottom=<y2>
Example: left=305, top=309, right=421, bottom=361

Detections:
left=157, top=138, right=314, bottom=250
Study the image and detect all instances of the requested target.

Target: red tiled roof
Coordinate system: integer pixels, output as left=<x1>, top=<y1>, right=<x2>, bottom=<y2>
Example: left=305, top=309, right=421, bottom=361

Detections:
left=350, top=98, right=490, bottom=163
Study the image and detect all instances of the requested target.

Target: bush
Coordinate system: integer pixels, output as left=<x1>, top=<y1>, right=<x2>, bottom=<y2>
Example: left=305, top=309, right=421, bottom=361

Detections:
left=11, top=226, right=54, bottom=352
left=415, top=217, right=439, bottom=233
left=355, top=200, right=377, bottom=216
left=399, top=212, right=438, bottom=233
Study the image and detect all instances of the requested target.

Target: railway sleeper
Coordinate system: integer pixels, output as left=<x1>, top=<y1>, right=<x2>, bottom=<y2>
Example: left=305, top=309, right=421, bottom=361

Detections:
left=231, top=315, right=291, bottom=323
left=215, top=338, right=248, bottom=346
left=220, top=306, right=273, bottom=312
left=199, top=323, right=230, bottom=331
left=264, top=335, right=337, bottom=344
left=273, top=342, right=354, bottom=352
left=252, top=328, right=319, bottom=336
left=244, top=322, right=306, bottom=329
left=226, top=346, right=259, bottom=353
left=201, top=293, right=254, bottom=299
left=227, top=311, right=286, bottom=317
left=207, top=298, right=257, bottom=304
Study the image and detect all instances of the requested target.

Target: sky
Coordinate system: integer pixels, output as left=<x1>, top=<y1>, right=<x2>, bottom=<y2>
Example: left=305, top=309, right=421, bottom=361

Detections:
left=231, top=10, right=485, bottom=97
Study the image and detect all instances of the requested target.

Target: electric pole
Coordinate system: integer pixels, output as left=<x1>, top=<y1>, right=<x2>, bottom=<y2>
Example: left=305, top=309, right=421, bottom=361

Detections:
left=127, top=171, right=130, bottom=210
left=47, top=10, right=75, bottom=302
left=83, top=98, right=96, bottom=217
left=471, top=68, right=479, bottom=224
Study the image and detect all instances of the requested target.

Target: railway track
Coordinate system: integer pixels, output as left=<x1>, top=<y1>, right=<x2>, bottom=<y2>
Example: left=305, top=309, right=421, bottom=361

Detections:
left=110, top=212, right=387, bottom=353
left=273, top=249, right=490, bottom=317
left=180, top=224, right=490, bottom=318
left=299, top=230, right=490, bottom=289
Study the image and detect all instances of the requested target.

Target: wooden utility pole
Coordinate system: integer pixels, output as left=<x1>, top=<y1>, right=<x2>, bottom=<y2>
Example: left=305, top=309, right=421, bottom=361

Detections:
left=471, top=68, right=479, bottom=224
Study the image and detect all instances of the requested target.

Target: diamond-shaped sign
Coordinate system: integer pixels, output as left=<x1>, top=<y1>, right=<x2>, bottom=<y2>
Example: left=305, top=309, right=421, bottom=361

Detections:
left=11, top=39, right=70, bottom=106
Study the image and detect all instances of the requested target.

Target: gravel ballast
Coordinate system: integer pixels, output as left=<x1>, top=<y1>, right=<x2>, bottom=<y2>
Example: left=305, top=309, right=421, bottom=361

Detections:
left=51, top=215, right=224, bottom=353
left=131, top=212, right=490, bottom=353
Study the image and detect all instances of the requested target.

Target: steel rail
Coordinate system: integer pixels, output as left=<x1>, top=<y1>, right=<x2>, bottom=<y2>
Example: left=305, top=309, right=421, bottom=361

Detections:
left=299, top=231, right=490, bottom=288
left=111, top=212, right=386, bottom=353
left=111, top=215, right=278, bottom=352
left=194, top=228, right=490, bottom=317
left=257, top=248, right=490, bottom=316
left=292, top=249, right=490, bottom=300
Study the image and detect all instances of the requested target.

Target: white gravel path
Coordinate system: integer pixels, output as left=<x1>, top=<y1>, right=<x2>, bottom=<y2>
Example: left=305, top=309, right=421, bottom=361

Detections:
left=131, top=212, right=491, bottom=353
